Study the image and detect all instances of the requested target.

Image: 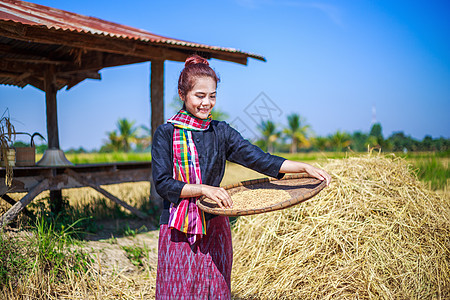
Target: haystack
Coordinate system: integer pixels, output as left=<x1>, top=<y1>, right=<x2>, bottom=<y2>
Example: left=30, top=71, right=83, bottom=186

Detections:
left=231, top=154, right=449, bottom=299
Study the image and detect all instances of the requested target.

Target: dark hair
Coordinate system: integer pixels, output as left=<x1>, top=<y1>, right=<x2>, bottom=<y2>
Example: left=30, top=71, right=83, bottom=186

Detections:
left=178, top=54, right=220, bottom=99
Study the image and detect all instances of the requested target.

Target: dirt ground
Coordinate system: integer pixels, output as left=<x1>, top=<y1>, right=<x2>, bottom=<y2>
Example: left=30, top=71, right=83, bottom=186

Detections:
left=81, top=218, right=160, bottom=277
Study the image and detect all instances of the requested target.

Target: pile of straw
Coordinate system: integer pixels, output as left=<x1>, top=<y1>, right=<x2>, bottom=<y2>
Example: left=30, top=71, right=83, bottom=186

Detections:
left=231, top=154, right=449, bottom=299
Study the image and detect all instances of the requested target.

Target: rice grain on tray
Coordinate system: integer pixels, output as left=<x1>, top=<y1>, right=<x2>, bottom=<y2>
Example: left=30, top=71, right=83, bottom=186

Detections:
left=230, top=189, right=291, bottom=210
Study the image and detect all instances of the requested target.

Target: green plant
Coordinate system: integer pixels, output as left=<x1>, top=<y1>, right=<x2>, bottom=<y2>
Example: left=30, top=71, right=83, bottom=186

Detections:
left=33, top=217, right=91, bottom=277
left=0, top=109, right=16, bottom=187
left=0, top=217, right=93, bottom=291
left=106, top=235, right=118, bottom=244
left=28, top=196, right=103, bottom=237
left=121, top=244, right=148, bottom=267
left=119, top=223, right=148, bottom=237
left=414, top=158, right=450, bottom=190
left=0, top=232, right=33, bottom=288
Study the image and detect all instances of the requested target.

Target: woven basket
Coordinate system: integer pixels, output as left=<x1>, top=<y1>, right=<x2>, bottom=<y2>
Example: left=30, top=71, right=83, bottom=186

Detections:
left=197, top=173, right=327, bottom=216
left=15, top=146, right=36, bottom=166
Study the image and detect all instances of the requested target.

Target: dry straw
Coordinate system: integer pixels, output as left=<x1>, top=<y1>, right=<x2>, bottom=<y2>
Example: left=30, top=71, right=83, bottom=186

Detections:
left=231, top=154, right=450, bottom=299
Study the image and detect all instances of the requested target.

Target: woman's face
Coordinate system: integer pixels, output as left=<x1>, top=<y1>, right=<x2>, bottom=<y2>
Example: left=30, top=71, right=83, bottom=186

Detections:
left=181, top=76, right=216, bottom=120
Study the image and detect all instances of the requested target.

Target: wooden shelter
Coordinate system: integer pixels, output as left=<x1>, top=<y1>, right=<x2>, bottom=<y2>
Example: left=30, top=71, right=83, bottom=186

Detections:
left=0, top=0, right=265, bottom=138
left=0, top=0, right=264, bottom=226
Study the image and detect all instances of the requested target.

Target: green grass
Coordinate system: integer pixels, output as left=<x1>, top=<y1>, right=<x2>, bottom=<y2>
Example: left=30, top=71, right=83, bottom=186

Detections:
left=36, top=152, right=152, bottom=164
left=275, top=152, right=351, bottom=161
left=413, top=158, right=449, bottom=190
left=0, top=232, right=32, bottom=287
left=28, top=196, right=103, bottom=237
left=118, top=223, right=148, bottom=238
left=121, top=244, right=149, bottom=267
left=35, top=150, right=449, bottom=164
left=33, top=217, right=91, bottom=276
left=0, top=217, right=92, bottom=290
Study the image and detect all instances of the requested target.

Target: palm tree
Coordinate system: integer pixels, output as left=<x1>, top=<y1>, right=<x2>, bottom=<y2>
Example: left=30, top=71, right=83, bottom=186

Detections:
left=135, top=125, right=152, bottom=152
left=116, top=118, right=138, bottom=152
left=103, top=130, right=121, bottom=152
left=258, top=120, right=280, bottom=153
left=313, top=136, right=329, bottom=152
left=282, top=113, right=311, bottom=153
left=329, top=130, right=351, bottom=152
left=211, top=108, right=229, bottom=121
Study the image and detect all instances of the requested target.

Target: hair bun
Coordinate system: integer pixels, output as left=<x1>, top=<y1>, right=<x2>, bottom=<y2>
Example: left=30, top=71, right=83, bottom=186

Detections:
left=185, top=54, right=209, bottom=67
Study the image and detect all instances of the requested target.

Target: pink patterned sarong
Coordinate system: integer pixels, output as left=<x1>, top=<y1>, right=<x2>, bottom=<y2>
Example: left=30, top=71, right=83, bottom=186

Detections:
left=155, top=216, right=232, bottom=299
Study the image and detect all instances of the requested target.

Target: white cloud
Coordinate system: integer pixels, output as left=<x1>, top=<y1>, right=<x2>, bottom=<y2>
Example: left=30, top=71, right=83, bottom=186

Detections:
left=304, top=2, right=344, bottom=27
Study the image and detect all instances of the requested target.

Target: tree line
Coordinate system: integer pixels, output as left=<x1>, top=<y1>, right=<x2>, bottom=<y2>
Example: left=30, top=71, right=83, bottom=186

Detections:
left=92, top=113, right=448, bottom=154
left=16, top=112, right=448, bottom=154
left=256, top=114, right=449, bottom=153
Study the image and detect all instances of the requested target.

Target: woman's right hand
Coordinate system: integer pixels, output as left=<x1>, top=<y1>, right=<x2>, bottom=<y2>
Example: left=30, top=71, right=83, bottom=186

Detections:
left=201, top=185, right=233, bottom=209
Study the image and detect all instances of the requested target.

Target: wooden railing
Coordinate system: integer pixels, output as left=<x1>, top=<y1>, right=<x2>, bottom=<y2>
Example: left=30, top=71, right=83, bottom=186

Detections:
left=0, top=161, right=152, bottom=228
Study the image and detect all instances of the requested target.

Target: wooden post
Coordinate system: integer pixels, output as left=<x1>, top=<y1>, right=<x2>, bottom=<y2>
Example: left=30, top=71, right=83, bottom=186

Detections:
left=150, top=59, right=165, bottom=138
left=44, top=66, right=60, bottom=149
left=44, top=66, right=63, bottom=212
left=150, top=60, right=165, bottom=209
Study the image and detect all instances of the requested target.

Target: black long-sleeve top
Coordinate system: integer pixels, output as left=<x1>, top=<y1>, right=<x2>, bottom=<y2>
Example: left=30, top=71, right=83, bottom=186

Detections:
left=151, top=120, right=286, bottom=224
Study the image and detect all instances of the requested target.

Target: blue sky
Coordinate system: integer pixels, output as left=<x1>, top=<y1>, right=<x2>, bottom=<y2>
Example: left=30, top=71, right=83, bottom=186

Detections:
left=1, top=0, right=449, bottom=150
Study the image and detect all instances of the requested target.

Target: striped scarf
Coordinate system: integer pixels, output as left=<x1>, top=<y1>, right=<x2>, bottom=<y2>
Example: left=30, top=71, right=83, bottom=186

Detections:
left=167, top=109, right=212, bottom=245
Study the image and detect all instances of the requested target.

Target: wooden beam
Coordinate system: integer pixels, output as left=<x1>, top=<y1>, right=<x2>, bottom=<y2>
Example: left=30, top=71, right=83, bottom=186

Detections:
left=44, top=66, right=60, bottom=149
left=16, top=72, right=32, bottom=82
left=65, top=169, right=147, bottom=219
left=26, top=76, right=45, bottom=91
left=2, top=57, right=70, bottom=65
left=0, top=43, right=70, bottom=62
left=150, top=59, right=165, bottom=139
left=59, top=52, right=148, bottom=73
left=65, top=78, right=84, bottom=90
left=0, top=179, right=49, bottom=228
left=59, top=70, right=101, bottom=81
left=0, top=194, right=32, bottom=218
left=0, top=60, right=45, bottom=74
left=0, top=71, right=22, bottom=77
left=0, top=162, right=152, bottom=194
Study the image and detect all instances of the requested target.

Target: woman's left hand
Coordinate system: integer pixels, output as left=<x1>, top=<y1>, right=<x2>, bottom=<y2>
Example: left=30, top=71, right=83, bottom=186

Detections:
left=303, top=164, right=331, bottom=187
left=280, top=160, right=332, bottom=186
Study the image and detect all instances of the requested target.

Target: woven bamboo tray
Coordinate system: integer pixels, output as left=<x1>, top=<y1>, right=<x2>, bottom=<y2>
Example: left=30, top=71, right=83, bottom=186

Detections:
left=197, top=173, right=327, bottom=216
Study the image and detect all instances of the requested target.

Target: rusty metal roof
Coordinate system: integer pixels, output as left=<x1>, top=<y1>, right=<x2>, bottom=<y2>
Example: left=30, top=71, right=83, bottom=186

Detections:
left=0, top=0, right=265, bottom=62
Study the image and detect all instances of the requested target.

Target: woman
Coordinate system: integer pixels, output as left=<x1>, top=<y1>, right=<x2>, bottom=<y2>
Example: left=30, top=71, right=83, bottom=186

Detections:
left=152, top=55, right=331, bottom=299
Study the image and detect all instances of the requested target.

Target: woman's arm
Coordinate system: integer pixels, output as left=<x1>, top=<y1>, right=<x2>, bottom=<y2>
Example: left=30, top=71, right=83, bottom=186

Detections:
left=280, top=160, right=331, bottom=186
